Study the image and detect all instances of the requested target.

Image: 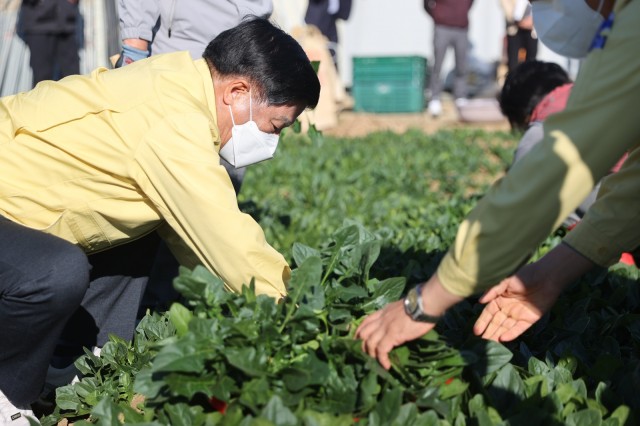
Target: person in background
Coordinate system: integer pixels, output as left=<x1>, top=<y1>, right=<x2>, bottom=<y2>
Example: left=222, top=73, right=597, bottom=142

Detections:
left=357, top=0, right=637, bottom=368
left=500, top=0, right=537, bottom=74
left=423, top=0, right=474, bottom=117
left=304, top=0, right=353, bottom=70
left=498, top=59, right=570, bottom=133
left=17, top=0, right=81, bottom=87
left=499, top=59, right=627, bottom=230
left=0, top=18, right=320, bottom=424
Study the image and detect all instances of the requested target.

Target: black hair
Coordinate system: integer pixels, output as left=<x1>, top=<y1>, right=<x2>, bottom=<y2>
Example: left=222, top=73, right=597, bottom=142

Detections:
left=203, top=17, right=320, bottom=109
left=498, top=60, right=572, bottom=131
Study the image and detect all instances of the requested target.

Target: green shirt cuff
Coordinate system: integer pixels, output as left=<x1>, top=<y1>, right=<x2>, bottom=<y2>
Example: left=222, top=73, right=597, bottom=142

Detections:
left=563, top=219, right=623, bottom=267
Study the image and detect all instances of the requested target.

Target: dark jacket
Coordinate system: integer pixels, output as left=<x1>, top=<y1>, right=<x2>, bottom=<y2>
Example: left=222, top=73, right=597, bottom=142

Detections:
left=305, top=0, right=353, bottom=43
left=19, top=0, right=79, bottom=34
left=424, top=0, right=473, bottom=29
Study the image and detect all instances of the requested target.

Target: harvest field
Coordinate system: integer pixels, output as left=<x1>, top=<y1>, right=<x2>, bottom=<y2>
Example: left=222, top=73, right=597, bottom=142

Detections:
left=43, top=128, right=639, bottom=425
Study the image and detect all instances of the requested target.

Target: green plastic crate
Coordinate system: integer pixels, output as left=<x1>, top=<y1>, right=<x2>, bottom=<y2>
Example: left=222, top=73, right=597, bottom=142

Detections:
left=352, top=56, right=428, bottom=113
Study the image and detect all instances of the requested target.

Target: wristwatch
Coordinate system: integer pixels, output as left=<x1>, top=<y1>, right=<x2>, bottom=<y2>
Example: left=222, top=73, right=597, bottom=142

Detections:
left=403, top=284, right=443, bottom=323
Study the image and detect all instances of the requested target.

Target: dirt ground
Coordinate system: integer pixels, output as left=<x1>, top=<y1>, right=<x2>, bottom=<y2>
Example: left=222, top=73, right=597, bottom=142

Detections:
left=322, top=96, right=511, bottom=138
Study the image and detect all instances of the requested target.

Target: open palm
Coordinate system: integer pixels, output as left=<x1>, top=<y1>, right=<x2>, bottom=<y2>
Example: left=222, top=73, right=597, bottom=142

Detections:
left=473, top=269, right=561, bottom=342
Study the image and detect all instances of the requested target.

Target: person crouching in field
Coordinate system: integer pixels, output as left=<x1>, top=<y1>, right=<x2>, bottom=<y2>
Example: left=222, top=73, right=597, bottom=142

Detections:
left=0, top=18, right=319, bottom=425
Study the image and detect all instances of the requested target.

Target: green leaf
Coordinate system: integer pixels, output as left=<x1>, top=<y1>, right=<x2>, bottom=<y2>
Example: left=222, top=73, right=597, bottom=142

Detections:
left=225, top=347, right=268, bottom=377
left=288, top=256, right=324, bottom=309
left=439, top=378, right=469, bottom=399
left=375, top=387, right=402, bottom=424
left=152, top=334, right=208, bottom=373
left=290, top=118, right=302, bottom=134
left=90, top=397, right=123, bottom=426
left=464, top=338, right=513, bottom=376
left=468, top=394, right=498, bottom=426
left=413, top=410, right=441, bottom=426
left=362, top=277, right=406, bottom=312
left=300, top=411, right=354, bottom=426
left=282, top=352, right=330, bottom=392
left=292, top=243, right=321, bottom=267
left=237, top=377, right=271, bottom=412
left=372, top=277, right=406, bottom=301
left=607, top=406, right=631, bottom=425
left=328, top=284, right=369, bottom=303
left=168, top=303, right=193, bottom=337
left=133, top=367, right=165, bottom=399
left=487, top=364, right=526, bottom=414
left=565, top=409, right=603, bottom=426
left=260, top=395, right=297, bottom=426
left=392, top=403, right=419, bottom=425
left=165, top=402, right=202, bottom=426
left=55, top=385, right=84, bottom=412
left=358, top=370, right=380, bottom=413
left=306, top=123, right=323, bottom=145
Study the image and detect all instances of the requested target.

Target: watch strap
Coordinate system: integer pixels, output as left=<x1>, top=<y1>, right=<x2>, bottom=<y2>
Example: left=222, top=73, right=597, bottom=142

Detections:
left=411, top=284, right=443, bottom=323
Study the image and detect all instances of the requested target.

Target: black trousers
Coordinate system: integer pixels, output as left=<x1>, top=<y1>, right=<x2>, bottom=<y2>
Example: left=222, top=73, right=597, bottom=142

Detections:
left=506, top=29, right=538, bottom=74
left=0, top=217, right=158, bottom=406
left=23, top=32, right=80, bottom=86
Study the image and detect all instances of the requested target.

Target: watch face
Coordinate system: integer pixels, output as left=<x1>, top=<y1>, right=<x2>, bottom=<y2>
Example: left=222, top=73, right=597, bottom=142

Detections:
left=404, top=287, right=419, bottom=314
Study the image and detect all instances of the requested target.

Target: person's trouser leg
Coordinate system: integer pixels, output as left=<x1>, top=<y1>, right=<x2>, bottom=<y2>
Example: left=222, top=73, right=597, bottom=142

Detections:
left=522, top=30, right=538, bottom=62
left=452, top=28, right=469, bottom=100
left=429, top=25, right=448, bottom=100
left=138, top=238, right=181, bottom=318
left=23, top=33, right=56, bottom=86
left=55, top=232, right=162, bottom=360
left=506, top=33, right=520, bottom=73
left=0, top=217, right=90, bottom=406
left=55, top=32, right=80, bottom=79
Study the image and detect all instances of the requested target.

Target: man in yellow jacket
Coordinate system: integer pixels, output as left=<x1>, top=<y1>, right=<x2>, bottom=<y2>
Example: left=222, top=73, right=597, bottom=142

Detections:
left=357, top=0, right=638, bottom=369
left=0, top=18, right=319, bottom=424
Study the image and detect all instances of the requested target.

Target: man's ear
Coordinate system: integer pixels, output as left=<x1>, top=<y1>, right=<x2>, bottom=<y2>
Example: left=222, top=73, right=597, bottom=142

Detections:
left=222, top=79, right=251, bottom=107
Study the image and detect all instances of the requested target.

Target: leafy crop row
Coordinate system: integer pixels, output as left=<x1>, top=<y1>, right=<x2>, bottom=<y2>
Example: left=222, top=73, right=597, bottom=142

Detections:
left=43, top=130, right=639, bottom=425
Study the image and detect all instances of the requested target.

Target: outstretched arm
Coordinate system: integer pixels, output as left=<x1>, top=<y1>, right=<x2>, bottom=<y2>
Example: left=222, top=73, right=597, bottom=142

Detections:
left=473, top=242, right=595, bottom=342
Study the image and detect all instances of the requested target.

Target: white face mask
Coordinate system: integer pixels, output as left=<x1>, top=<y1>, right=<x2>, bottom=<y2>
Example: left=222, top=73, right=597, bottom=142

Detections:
left=219, top=93, right=280, bottom=168
left=532, top=0, right=605, bottom=59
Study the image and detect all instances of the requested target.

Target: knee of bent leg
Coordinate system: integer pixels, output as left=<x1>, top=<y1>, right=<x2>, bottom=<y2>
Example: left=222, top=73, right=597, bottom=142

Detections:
left=47, top=243, right=91, bottom=305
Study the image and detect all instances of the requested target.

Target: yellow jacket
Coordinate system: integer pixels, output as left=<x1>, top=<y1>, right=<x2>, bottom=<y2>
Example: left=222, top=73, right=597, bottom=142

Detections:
left=0, top=52, right=289, bottom=299
left=438, top=0, right=640, bottom=296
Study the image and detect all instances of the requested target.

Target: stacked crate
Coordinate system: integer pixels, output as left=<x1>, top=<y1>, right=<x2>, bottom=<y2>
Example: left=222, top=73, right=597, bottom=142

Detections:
left=352, top=56, right=428, bottom=113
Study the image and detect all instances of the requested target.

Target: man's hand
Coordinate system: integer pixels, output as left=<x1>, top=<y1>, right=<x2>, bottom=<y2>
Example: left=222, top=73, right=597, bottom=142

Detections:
left=114, top=39, right=150, bottom=68
left=472, top=271, right=558, bottom=342
left=356, top=300, right=435, bottom=370
left=517, top=15, right=533, bottom=30
left=356, top=274, right=463, bottom=370
left=473, top=242, right=596, bottom=342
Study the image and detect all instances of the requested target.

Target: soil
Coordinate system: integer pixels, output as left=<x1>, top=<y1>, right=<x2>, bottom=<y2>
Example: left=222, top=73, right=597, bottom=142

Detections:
left=323, top=97, right=510, bottom=138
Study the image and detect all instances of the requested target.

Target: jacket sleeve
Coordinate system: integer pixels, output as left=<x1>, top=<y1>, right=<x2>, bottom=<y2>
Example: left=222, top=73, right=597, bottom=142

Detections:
left=436, top=0, right=640, bottom=297
left=133, top=112, right=289, bottom=300
left=118, top=0, right=160, bottom=42
left=563, top=146, right=640, bottom=266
